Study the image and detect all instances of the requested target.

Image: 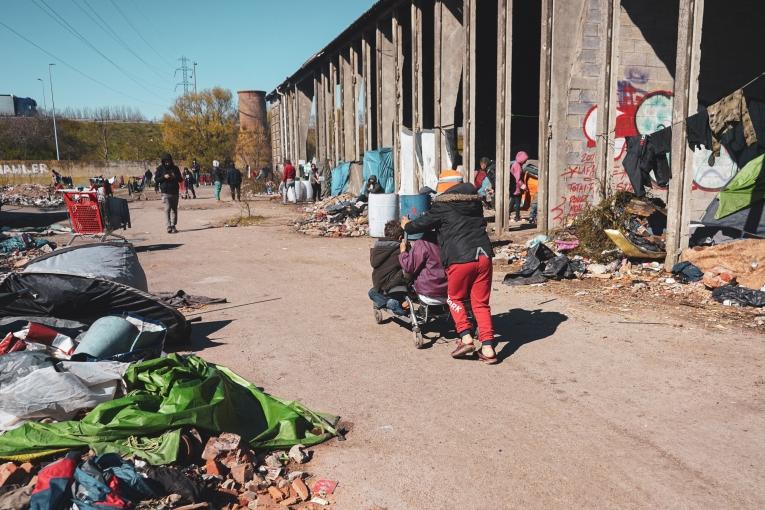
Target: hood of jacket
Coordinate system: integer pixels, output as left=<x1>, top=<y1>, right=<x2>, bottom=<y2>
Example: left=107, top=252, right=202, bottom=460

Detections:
left=370, top=239, right=400, bottom=268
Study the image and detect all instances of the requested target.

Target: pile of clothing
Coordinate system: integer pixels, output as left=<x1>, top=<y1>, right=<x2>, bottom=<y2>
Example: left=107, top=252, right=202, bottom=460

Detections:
left=0, top=184, right=64, bottom=208
left=294, top=193, right=369, bottom=238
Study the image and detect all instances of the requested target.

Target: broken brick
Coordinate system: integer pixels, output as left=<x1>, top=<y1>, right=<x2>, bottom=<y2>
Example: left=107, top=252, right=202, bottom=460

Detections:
left=239, top=490, right=258, bottom=506
left=291, top=478, right=310, bottom=501
left=205, top=458, right=226, bottom=477
left=267, top=486, right=285, bottom=503
left=230, top=463, right=254, bottom=484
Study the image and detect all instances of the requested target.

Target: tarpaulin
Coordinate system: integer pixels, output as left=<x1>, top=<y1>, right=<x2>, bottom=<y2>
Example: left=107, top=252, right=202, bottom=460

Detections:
left=0, top=354, right=337, bottom=465
left=716, top=154, right=765, bottom=219
left=362, top=148, right=395, bottom=195
left=330, top=162, right=351, bottom=196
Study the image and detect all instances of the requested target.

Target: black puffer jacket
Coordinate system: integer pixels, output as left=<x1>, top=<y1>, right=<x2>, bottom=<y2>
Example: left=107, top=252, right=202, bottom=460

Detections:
left=155, top=164, right=183, bottom=195
left=370, top=239, right=409, bottom=292
left=404, top=182, right=493, bottom=267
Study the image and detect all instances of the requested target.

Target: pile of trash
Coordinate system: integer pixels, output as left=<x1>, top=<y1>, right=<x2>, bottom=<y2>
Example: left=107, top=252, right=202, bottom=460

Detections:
left=294, top=194, right=369, bottom=238
left=0, top=184, right=64, bottom=209
left=0, top=242, right=341, bottom=509
left=0, top=234, right=55, bottom=272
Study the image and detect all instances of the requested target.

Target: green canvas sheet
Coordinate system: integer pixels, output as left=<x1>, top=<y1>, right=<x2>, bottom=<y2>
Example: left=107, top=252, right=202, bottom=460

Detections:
left=716, top=154, right=765, bottom=219
left=0, top=354, right=337, bottom=465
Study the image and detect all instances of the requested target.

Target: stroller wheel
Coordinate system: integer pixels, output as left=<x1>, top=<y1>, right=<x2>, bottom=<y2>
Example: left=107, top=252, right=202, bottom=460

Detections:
left=373, top=308, right=384, bottom=324
left=414, top=329, right=425, bottom=349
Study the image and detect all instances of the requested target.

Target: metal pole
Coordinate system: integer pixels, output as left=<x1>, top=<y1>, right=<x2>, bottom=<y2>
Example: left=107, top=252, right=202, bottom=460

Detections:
left=36, top=78, right=47, bottom=111
left=48, top=63, right=60, bottom=160
left=193, top=62, right=198, bottom=93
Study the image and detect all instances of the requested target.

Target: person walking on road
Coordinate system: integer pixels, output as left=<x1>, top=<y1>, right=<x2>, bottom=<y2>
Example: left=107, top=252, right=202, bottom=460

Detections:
left=309, top=163, right=321, bottom=202
left=282, top=159, right=296, bottom=204
left=155, top=153, right=183, bottom=234
left=402, top=170, right=497, bottom=364
left=183, top=168, right=197, bottom=199
left=226, top=160, right=243, bottom=201
left=212, top=160, right=225, bottom=201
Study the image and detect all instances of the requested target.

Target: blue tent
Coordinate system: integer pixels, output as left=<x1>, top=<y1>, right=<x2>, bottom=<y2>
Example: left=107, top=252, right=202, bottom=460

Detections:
left=361, top=148, right=395, bottom=194
left=330, top=162, right=351, bottom=196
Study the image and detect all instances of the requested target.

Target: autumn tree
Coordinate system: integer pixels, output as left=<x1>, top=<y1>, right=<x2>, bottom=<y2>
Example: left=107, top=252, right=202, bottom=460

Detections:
left=235, top=123, right=270, bottom=173
left=160, top=87, right=238, bottom=165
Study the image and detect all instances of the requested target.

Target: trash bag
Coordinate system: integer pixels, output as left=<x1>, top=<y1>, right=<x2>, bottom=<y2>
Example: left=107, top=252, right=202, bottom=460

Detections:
left=541, top=255, right=573, bottom=280
left=517, top=243, right=555, bottom=277
left=671, top=261, right=704, bottom=283
left=711, top=284, right=765, bottom=307
left=503, top=273, right=548, bottom=286
left=0, top=354, right=338, bottom=465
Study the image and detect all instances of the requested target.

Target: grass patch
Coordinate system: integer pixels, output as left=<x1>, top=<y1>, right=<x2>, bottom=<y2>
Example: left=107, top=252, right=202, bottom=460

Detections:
left=224, top=214, right=266, bottom=227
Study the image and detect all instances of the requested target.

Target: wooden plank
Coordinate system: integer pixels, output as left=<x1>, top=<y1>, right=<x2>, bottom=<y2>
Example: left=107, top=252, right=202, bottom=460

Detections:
left=495, top=0, right=509, bottom=234
left=594, top=0, right=619, bottom=200
left=433, top=0, right=443, bottom=175
left=412, top=0, right=423, bottom=190
left=393, top=10, right=403, bottom=191
left=536, top=0, right=553, bottom=233
left=463, top=0, right=477, bottom=181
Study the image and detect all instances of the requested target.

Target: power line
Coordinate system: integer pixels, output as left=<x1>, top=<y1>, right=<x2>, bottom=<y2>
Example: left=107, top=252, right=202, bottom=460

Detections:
left=0, top=19, right=166, bottom=109
left=72, top=0, right=168, bottom=81
left=31, top=0, right=170, bottom=100
left=108, top=0, right=173, bottom=68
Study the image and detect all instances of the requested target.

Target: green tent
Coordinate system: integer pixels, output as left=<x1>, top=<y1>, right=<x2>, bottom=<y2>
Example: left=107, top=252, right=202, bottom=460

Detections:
left=716, top=154, right=765, bottom=219
left=0, top=354, right=337, bottom=465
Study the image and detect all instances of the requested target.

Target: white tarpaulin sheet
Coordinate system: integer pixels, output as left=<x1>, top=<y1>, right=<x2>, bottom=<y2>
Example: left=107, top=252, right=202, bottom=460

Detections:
left=0, top=351, right=127, bottom=431
left=400, top=129, right=455, bottom=194
left=399, top=128, right=416, bottom=195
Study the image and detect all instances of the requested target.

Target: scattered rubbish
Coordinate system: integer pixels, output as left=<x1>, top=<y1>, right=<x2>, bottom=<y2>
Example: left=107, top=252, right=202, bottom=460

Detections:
left=702, top=266, right=737, bottom=289
left=157, top=290, right=228, bottom=309
left=525, top=234, right=550, bottom=248
left=712, top=285, right=765, bottom=307
left=0, top=234, right=52, bottom=254
left=311, top=479, right=338, bottom=496
left=294, top=193, right=370, bottom=237
left=288, top=444, right=310, bottom=464
left=671, top=261, right=704, bottom=283
left=0, top=184, right=63, bottom=208
left=682, top=239, right=765, bottom=290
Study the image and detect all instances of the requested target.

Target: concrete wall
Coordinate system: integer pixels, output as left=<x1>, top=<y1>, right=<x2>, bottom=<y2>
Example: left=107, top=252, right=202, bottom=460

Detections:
left=0, top=160, right=153, bottom=185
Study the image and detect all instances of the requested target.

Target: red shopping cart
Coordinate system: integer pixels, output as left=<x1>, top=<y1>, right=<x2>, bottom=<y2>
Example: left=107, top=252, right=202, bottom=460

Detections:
left=62, top=190, right=127, bottom=245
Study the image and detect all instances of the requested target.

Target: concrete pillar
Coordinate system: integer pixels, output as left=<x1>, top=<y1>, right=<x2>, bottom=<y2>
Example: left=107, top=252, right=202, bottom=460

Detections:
left=378, top=19, right=396, bottom=149
left=393, top=11, right=404, bottom=190
left=434, top=1, right=443, bottom=175
left=463, top=0, right=477, bottom=181
left=411, top=0, right=423, bottom=190
left=665, top=0, right=705, bottom=269
left=324, top=64, right=334, bottom=168
left=537, top=0, right=553, bottom=233
left=330, top=59, right=341, bottom=165
left=594, top=0, right=620, bottom=200
left=363, top=31, right=374, bottom=152
left=342, top=48, right=355, bottom=161
left=435, top=0, right=464, bottom=172
left=315, top=74, right=325, bottom=165
left=495, top=0, right=513, bottom=234
left=351, top=44, right=361, bottom=160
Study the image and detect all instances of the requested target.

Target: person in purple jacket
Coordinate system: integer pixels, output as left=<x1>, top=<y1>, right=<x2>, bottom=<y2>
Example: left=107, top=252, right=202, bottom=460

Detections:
left=398, top=231, right=448, bottom=301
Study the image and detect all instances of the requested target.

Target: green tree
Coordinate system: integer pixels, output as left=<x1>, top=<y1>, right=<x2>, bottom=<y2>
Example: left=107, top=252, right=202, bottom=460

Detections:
left=161, top=87, right=238, bottom=165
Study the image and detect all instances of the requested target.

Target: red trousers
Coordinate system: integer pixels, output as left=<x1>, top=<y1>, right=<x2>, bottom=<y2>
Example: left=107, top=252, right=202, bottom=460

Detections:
left=446, top=256, right=494, bottom=343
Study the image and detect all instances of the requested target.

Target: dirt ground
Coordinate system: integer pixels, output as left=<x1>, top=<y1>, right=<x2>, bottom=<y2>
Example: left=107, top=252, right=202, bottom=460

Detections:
left=37, top=187, right=765, bottom=508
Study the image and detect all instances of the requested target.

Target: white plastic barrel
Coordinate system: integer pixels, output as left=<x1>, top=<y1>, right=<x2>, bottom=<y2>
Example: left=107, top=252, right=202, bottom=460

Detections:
left=303, top=181, right=313, bottom=201
left=368, top=193, right=399, bottom=237
left=295, top=180, right=306, bottom=202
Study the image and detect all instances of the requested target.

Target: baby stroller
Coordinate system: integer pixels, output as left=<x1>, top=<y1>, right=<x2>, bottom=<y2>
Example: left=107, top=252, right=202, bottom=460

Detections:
left=373, top=285, right=451, bottom=349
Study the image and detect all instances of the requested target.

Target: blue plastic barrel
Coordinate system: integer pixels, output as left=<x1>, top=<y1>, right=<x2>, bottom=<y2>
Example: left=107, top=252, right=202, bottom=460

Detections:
left=399, top=193, right=431, bottom=240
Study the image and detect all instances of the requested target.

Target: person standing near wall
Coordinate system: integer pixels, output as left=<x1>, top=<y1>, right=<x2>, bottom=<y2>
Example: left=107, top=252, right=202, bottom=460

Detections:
left=192, top=159, right=201, bottom=185
left=212, top=160, right=224, bottom=201
left=282, top=159, right=296, bottom=204
left=155, top=153, right=183, bottom=234
left=226, top=159, right=242, bottom=201
left=509, top=151, right=528, bottom=222
left=309, top=163, right=321, bottom=202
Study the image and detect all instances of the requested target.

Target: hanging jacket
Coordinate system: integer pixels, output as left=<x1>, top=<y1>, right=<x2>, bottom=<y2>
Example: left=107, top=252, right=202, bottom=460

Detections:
left=404, top=182, right=493, bottom=267
left=398, top=234, right=447, bottom=298
left=370, top=238, right=409, bottom=292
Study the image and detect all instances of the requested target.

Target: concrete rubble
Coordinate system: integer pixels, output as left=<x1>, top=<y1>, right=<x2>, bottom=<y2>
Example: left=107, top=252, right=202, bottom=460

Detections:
left=294, top=194, right=369, bottom=238
left=0, top=184, right=64, bottom=209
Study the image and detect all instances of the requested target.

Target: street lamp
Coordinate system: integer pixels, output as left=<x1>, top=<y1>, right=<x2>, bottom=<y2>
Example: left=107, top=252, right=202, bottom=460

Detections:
left=48, top=63, right=60, bottom=160
left=36, top=78, right=47, bottom=111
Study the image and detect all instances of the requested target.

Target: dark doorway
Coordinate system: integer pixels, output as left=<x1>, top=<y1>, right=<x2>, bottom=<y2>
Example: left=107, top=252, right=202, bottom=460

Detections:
left=510, top=0, right=542, bottom=159
left=474, top=0, right=498, bottom=165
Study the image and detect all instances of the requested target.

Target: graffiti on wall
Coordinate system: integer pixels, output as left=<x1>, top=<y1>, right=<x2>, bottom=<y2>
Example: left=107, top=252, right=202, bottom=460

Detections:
left=0, top=163, right=49, bottom=175
left=691, top=146, right=738, bottom=191
left=553, top=151, right=597, bottom=225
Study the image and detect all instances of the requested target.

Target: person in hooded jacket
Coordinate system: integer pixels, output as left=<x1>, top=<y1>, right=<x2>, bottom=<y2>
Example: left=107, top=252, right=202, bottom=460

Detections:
left=509, top=150, right=529, bottom=222
left=402, top=170, right=497, bottom=364
left=212, top=160, right=225, bottom=201
left=225, top=160, right=242, bottom=201
left=155, top=153, right=183, bottom=233
left=359, top=175, right=384, bottom=202
left=369, top=220, right=410, bottom=316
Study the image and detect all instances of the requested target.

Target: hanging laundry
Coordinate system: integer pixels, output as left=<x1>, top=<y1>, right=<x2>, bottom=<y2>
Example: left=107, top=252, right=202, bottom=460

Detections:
left=707, top=88, right=758, bottom=160
left=686, top=110, right=713, bottom=151
left=643, top=126, right=672, bottom=187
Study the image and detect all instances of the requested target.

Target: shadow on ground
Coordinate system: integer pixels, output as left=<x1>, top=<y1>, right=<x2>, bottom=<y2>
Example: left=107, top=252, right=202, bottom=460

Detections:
left=135, top=243, right=183, bottom=253
left=167, top=319, right=232, bottom=353
left=494, top=308, right=568, bottom=361
left=0, top=209, right=68, bottom=228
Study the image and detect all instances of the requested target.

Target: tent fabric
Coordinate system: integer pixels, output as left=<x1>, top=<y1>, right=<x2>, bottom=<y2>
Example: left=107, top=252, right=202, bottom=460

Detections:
left=716, top=154, right=765, bottom=219
left=699, top=197, right=765, bottom=237
left=362, top=148, right=395, bottom=194
left=0, top=273, right=190, bottom=345
left=330, top=162, right=352, bottom=196
left=0, top=354, right=338, bottom=465
left=24, top=242, right=148, bottom=292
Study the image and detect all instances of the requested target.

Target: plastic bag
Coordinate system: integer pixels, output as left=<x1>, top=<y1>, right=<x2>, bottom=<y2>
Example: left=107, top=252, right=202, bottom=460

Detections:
left=711, top=284, right=765, bottom=307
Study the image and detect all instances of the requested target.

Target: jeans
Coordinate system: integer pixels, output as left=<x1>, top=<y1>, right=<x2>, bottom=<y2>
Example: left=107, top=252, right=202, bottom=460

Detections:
left=368, top=288, right=406, bottom=316
left=529, top=202, right=538, bottom=223
left=230, top=184, right=241, bottom=201
left=446, top=256, right=494, bottom=343
left=214, top=181, right=222, bottom=200
left=509, top=194, right=522, bottom=220
left=162, top=193, right=179, bottom=228
left=312, top=183, right=321, bottom=202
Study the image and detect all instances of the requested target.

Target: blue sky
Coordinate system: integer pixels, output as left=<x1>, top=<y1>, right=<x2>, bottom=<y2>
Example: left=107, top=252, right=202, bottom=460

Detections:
left=1, top=0, right=375, bottom=119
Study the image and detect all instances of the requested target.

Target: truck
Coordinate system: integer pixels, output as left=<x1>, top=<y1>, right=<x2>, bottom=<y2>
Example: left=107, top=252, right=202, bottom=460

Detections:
left=0, top=95, right=14, bottom=116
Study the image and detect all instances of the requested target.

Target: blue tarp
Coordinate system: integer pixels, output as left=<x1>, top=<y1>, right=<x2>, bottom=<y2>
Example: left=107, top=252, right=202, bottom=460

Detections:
left=331, top=162, right=352, bottom=196
left=362, top=148, right=395, bottom=194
